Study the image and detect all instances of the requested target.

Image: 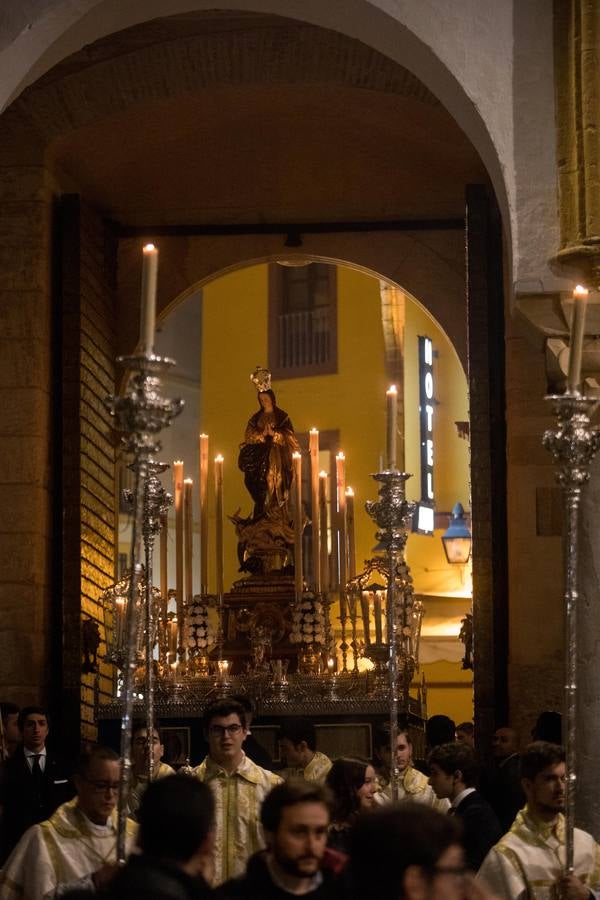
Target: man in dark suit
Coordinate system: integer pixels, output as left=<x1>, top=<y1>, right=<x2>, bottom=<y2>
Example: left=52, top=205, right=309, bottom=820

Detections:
left=428, top=742, right=502, bottom=872
left=0, top=705, right=73, bottom=862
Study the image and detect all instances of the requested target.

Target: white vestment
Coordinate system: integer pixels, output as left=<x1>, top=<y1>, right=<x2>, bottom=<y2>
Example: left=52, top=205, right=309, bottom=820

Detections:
left=376, top=765, right=450, bottom=812
left=0, top=798, right=136, bottom=900
left=478, top=806, right=600, bottom=900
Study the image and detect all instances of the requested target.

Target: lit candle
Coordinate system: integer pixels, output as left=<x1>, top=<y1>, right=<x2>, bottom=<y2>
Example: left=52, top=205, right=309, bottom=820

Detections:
left=319, top=472, right=329, bottom=593
left=567, top=285, right=590, bottom=393
left=140, top=243, right=158, bottom=356
left=386, top=385, right=398, bottom=470
left=293, top=452, right=303, bottom=603
left=360, top=592, right=371, bottom=647
left=115, top=597, right=125, bottom=649
left=159, top=511, right=168, bottom=655
left=199, top=434, right=209, bottom=595
left=173, top=461, right=184, bottom=654
left=374, top=593, right=383, bottom=644
left=168, top=616, right=178, bottom=660
left=217, top=659, right=230, bottom=683
left=336, top=453, right=347, bottom=618
left=184, top=478, right=193, bottom=606
left=309, top=429, right=321, bottom=592
left=214, top=455, right=224, bottom=598
left=346, top=487, right=356, bottom=580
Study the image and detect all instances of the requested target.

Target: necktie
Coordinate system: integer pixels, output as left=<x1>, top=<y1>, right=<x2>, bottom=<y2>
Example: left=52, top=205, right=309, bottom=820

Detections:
left=31, top=754, right=43, bottom=796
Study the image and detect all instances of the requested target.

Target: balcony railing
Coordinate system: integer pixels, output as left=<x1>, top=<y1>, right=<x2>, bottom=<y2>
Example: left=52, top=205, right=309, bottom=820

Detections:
left=277, top=306, right=331, bottom=370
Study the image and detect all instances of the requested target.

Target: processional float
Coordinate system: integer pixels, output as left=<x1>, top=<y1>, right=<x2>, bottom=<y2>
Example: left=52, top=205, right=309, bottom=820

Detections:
left=102, top=244, right=431, bottom=853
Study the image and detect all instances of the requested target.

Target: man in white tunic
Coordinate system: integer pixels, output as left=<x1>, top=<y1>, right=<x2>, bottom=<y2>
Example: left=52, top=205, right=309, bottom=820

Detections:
left=0, top=746, right=136, bottom=899
left=374, top=728, right=449, bottom=812
left=278, top=718, right=332, bottom=785
left=127, top=723, right=175, bottom=819
left=193, top=699, right=282, bottom=885
left=478, top=742, right=600, bottom=900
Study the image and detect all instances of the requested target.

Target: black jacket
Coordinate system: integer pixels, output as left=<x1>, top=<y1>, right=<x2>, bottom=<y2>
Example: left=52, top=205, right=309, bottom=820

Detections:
left=452, top=789, right=503, bottom=871
left=102, top=855, right=213, bottom=900
left=0, top=745, right=73, bottom=862
left=216, top=850, right=342, bottom=900
left=479, top=754, right=525, bottom=832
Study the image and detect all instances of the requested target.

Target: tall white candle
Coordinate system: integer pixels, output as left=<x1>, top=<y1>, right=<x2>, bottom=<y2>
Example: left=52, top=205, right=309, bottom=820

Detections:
left=567, top=285, right=589, bottom=393
left=346, top=487, right=356, bottom=580
left=173, top=461, right=184, bottom=654
left=159, top=511, right=168, bottom=653
left=319, top=472, right=329, bottom=593
left=386, top=385, right=398, bottom=470
left=293, top=452, right=303, bottom=603
left=140, top=243, right=158, bottom=356
left=336, top=452, right=347, bottom=618
left=184, top=478, right=193, bottom=607
left=309, top=429, right=321, bottom=592
left=199, top=434, right=209, bottom=595
left=214, top=455, right=224, bottom=598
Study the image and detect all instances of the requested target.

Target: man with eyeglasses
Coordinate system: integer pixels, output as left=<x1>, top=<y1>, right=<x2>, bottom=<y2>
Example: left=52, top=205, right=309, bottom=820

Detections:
left=193, top=699, right=282, bottom=885
left=128, top=722, right=175, bottom=819
left=347, top=804, right=494, bottom=900
left=0, top=745, right=136, bottom=898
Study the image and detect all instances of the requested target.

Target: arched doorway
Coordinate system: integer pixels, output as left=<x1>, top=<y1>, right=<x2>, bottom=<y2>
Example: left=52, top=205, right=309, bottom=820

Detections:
left=0, top=8, right=508, bottom=752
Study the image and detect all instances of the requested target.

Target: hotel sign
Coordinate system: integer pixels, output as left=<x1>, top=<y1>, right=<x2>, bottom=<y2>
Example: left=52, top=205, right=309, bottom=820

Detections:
left=418, top=335, right=434, bottom=506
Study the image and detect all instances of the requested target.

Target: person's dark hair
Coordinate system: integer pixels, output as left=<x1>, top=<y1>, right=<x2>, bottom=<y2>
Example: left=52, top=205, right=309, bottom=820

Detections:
left=230, top=694, right=254, bottom=716
left=348, top=805, right=461, bottom=900
left=426, top=715, right=456, bottom=748
left=520, top=741, right=565, bottom=782
left=1, top=702, right=19, bottom=721
left=531, top=711, right=562, bottom=744
left=132, top=720, right=162, bottom=741
left=428, top=742, right=479, bottom=788
left=18, top=705, right=49, bottom=731
left=138, top=776, right=215, bottom=861
left=279, top=717, right=317, bottom=751
left=75, top=745, right=120, bottom=778
left=456, top=722, right=474, bottom=737
left=373, top=725, right=411, bottom=751
left=261, top=779, right=333, bottom=832
left=203, top=699, right=246, bottom=733
left=326, top=757, right=370, bottom=824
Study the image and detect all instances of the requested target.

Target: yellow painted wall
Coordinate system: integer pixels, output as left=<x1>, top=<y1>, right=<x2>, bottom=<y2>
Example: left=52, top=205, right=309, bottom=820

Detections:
left=416, top=660, right=474, bottom=725
left=201, top=263, right=387, bottom=591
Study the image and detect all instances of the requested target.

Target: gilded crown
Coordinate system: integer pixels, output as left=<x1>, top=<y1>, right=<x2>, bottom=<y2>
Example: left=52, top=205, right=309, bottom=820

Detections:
left=250, top=366, right=272, bottom=393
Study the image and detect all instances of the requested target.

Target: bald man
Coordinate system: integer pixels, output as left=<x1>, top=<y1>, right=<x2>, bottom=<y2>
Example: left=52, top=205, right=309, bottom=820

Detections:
left=480, top=726, right=525, bottom=832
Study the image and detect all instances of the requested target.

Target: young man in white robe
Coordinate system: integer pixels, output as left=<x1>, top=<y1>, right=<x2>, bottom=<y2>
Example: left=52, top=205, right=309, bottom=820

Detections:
left=478, top=741, right=600, bottom=900
left=0, top=745, right=136, bottom=898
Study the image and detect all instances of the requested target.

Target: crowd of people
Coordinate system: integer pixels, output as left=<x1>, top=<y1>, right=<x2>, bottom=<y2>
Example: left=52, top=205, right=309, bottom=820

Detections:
left=0, top=699, right=596, bottom=900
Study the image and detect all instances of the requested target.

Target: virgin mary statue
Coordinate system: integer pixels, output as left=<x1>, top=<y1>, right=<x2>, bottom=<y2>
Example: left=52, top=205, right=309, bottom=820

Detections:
left=238, top=368, right=300, bottom=522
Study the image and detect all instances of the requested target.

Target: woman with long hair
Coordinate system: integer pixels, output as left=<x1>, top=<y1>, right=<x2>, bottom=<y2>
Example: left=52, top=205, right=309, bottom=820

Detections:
left=325, top=757, right=377, bottom=853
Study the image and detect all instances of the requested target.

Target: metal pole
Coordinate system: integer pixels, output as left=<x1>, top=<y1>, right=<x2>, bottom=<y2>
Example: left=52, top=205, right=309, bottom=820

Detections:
left=543, top=393, right=600, bottom=873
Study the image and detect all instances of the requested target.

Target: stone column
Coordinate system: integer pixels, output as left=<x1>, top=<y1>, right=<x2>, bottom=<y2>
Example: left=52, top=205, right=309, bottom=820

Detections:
left=575, top=453, right=600, bottom=838
left=555, top=0, right=600, bottom=284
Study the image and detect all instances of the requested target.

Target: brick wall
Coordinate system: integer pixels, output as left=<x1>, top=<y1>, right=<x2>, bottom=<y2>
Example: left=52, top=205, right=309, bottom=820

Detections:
left=60, top=195, right=117, bottom=749
left=0, top=166, right=54, bottom=706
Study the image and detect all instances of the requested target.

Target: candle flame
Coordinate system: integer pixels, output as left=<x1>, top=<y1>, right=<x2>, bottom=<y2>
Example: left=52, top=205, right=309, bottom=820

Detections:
left=215, top=454, right=224, bottom=462
left=574, top=285, right=589, bottom=298
left=319, top=470, right=328, bottom=478
left=346, top=486, right=354, bottom=496
left=336, top=452, right=345, bottom=460
left=200, top=432, right=209, bottom=439
left=387, top=384, right=398, bottom=395
left=184, top=477, right=193, bottom=484
left=310, top=427, right=319, bottom=434
left=143, top=243, right=157, bottom=253
left=173, top=459, right=184, bottom=466
left=292, top=452, right=302, bottom=459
